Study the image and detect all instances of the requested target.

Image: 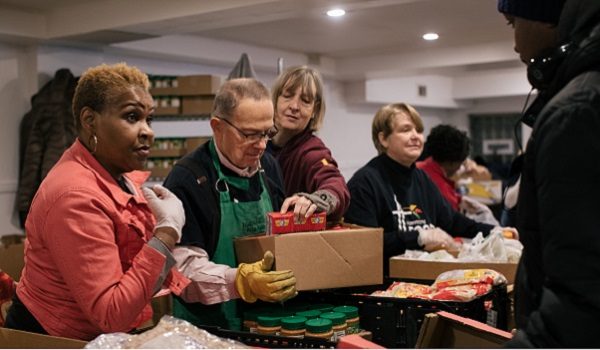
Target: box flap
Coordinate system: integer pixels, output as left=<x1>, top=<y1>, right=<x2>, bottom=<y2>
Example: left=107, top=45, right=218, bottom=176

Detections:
left=389, top=257, right=517, bottom=283
left=337, top=334, right=385, bottom=349
left=416, top=311, right=512, bottom=348
left=0, top=327, right=87, bottom=348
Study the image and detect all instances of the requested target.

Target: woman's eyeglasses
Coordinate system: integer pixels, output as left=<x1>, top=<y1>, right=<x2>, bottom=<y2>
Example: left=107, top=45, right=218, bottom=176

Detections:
left=216, top=117, right=278, bottom=143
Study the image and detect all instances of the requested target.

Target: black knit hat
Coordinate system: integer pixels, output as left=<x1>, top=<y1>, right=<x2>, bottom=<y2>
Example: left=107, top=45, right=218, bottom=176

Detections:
left=497, top=0, right=566, bottom=25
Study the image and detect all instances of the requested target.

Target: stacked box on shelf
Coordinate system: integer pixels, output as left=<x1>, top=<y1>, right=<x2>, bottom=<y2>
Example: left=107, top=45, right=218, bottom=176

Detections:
left=176, top=75, right=222, bottom=95
left=149, top=75, right=181, bottom=116
left=150, top=75, right=222, bottom=116
left=295, top=283, right=509, bottom=348
left=185, top=136, right=210, bottom=152
left=181, top=95, right=214, bottom=115
left=177, top=75, right=221, bottom=115
left=146, top=137, right=212, bottom=181
left=154, top=96, right=181, bottom=116
left=147, top=138, right=185, bottom=180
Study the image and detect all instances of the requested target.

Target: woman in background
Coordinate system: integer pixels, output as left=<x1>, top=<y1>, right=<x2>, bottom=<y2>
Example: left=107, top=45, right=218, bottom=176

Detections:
left=268, top=66, right=349, bottom=224
left=345, top=103, right=515, bottom=274
left=5, top=63, right=188, bottom=340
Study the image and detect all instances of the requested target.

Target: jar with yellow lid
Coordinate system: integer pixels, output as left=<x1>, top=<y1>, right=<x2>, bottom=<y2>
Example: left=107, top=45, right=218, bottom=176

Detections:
left=333, top=305, right=360, bottom=334
left=280, top=315, right=307, bottom=338
left=304, top=318, right=333, bottom=341
left=319, top=311, right=347, bottom=341
left=256, top=315, right=281, bottom=336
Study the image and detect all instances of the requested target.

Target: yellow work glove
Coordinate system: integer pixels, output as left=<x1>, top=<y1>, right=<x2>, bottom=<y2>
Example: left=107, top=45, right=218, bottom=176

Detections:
left=235, top=251, right=297, bottom=303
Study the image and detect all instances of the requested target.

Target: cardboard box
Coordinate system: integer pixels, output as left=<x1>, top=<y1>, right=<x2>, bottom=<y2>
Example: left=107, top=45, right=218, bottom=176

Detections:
left=154, top=106, right=180, bottom=116
left=337, top=334, right=384, bottom=349
left=184, top=136, right=210, bottom=154
left=176, top=75, right=222, bottom=95
left=0, top=327, right=87, bottom=348
left=234, top=226, right=383, bottom=291
left=0, top=235, right=25, bottom=281
left=416, top=311, right=512, bottom=348
left=181, top=95, right=214, bottom=115
left=389, top=256, right=517, bottom=284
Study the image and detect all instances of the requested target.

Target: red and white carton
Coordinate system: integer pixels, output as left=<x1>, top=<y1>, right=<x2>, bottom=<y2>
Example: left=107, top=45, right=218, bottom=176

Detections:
left=266, top=212, right=326, bottom=235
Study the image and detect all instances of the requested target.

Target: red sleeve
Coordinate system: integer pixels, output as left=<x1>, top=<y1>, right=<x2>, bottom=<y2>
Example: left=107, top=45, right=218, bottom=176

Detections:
left=43, top=190, right=165, bottom=333
left=301, top=139, right=350, bottom=222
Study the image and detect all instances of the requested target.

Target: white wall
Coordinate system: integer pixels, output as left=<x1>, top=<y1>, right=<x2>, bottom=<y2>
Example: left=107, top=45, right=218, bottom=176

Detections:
left=0, top=43, right=38, bottom=235
left=0, top=43, right=294, bottom=236
left=319, top=78, right=454, bottom=180
left=0, top=41, right=531, bottom=237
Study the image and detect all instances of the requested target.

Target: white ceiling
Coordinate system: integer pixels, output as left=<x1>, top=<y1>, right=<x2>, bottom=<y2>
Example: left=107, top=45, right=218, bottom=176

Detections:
left=0, top=0, right=519, bottom=80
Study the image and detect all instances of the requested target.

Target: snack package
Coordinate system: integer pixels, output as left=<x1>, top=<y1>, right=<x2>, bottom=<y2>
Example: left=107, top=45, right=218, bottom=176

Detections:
left=429, top=283, right=492, bottom=302
left=266, top=211, right=326, bottom=235
left=0, top=270, right=16, bottom=327
left=370, top=268, right=506, bottom=302
left=371, top=281, right=432, bottom=299
left=433, top=269, right=507, bottom=290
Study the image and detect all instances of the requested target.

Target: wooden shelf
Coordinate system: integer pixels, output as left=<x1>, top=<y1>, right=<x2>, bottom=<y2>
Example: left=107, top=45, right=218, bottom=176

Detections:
left=150, top=148, right=187, bottom=158
left=148, top=167, right=172, bottom=179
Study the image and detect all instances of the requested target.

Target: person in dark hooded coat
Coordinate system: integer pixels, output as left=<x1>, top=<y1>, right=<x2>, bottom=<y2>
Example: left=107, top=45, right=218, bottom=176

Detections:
left=498, top=0, right=600, bottom=347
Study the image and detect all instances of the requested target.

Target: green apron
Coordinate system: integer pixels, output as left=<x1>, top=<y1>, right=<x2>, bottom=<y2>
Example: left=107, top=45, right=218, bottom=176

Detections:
left=173, top=140, right=273, bottom=330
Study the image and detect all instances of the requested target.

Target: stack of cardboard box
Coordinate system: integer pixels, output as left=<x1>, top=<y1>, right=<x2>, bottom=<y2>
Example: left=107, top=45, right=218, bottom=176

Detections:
left=150, top=74, right=222, bottom=116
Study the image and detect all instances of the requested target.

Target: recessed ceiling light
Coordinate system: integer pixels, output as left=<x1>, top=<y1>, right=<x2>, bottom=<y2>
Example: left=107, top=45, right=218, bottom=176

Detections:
left=423, top=32, right=439, bottom=41
left=327, top=8, right=346, bottom=17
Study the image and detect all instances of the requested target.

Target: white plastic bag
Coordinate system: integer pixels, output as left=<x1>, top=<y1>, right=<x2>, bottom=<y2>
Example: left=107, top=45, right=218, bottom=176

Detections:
left=86, top=315, right=249, bottom=349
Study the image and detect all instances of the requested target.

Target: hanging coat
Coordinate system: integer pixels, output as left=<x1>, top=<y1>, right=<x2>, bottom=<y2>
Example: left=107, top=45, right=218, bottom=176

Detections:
left=17, top=68, right=78, bottom=226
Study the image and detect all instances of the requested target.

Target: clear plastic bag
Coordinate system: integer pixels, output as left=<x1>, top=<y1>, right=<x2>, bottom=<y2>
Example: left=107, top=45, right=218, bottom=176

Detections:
left=458, top=231, right=507, bottom=262
left=86, top=315, right=250, bottom=349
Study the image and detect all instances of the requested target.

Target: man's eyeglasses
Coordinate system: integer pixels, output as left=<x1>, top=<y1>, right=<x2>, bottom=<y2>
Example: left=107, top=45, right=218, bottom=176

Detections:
left=216, top=117, right=278, bottom=143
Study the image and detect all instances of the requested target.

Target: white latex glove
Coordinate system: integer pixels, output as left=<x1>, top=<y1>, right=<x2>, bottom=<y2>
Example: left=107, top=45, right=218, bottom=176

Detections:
left=142, top=184, right=185, bottom=242
left=460, top=196, right=500, bottom=226
left=417, top=227, right=458, bottom=252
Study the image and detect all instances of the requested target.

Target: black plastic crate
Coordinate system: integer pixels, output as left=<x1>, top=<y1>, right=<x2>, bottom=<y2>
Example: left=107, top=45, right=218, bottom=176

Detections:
left=199, top=325, right=336, bottom=349
left=296, top=283, right=508, bottom=348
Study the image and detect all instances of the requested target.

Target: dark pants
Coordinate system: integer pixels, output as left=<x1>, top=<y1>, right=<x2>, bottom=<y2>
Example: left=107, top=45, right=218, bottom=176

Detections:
left=5, top=294, right=48, bottom=335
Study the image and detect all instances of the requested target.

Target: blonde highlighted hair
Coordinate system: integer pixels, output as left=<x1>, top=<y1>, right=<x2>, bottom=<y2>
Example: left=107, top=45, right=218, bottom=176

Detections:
left=371, top=102, right=423, bottom=154
left=271, top=65, right=325, bottom=131
left=72, top=62, right=150, bottom=130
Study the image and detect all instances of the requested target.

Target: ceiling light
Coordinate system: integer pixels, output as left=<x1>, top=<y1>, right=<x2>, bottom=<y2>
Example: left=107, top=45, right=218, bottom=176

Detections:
left=422, top=33, right=439, bottom=41
left=327, top=8, right=346, bottom=17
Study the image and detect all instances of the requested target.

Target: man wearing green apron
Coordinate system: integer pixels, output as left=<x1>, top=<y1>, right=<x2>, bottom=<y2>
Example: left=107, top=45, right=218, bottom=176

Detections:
left=163, top=78, right=297, bottom=330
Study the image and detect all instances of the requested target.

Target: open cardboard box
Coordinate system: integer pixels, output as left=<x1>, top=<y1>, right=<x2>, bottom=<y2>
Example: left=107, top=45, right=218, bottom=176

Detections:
left=234, top=225, right=383, bottom=291
left=416, top=311, right=512, bottom=348
left=0, top=327, right=87, bottom=349
left=389, top=256, right=517, bottom=283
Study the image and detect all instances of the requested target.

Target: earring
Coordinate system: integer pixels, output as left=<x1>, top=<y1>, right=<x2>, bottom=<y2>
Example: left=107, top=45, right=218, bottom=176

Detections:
left=89, top=134, right=98, bottom=154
